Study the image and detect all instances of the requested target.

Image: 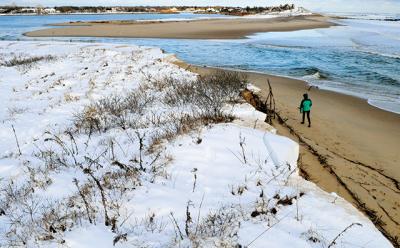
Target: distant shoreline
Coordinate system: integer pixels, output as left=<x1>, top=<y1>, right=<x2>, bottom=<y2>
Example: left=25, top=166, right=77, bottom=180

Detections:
left=24, top=14, right=334, bottom=40
left=0, top=12, right=161, bottom=16
left=0, top=12, right=217, bottom=16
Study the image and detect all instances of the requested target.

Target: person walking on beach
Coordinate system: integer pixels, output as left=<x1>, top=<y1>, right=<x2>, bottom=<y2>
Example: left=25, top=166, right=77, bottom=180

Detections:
left=299, top=93, right=312, bottom=127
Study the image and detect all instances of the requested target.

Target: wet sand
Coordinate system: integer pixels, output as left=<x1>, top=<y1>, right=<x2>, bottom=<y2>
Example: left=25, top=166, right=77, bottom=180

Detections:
left=24, top=15, right=334, bottom=39
left=178, top=63, right=400, bottom=245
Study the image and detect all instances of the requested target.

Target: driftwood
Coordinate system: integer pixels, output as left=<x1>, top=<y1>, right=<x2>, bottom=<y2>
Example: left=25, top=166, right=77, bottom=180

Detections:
left=264, top=79, right=276, bottom=124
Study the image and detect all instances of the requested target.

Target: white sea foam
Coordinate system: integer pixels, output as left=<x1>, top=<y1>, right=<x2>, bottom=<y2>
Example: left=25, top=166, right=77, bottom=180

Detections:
left=327, top=12, right=400, bottom=21
left=368, top=99, right=400, bottom=114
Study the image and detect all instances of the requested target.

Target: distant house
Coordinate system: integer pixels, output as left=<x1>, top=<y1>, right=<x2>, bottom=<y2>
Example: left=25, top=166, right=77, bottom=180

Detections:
left=159, top=7, right=179, bottom=14
left=184, top=7, right=196, bottom=12
left=20, top=8, right=37, bottom=14
left=43, top=8, right=57, bottom=14
left=111, top=7, right=124, bottom=13
left=206, top=8, right=219, bottom=13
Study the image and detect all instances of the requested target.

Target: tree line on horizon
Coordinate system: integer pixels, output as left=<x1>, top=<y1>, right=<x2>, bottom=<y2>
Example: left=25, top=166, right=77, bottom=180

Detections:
left=0, top=4, right=295, bottom=15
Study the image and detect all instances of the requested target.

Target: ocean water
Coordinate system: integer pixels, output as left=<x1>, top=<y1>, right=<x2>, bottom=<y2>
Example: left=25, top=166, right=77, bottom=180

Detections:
left=1, top=13, right=399, bottom=114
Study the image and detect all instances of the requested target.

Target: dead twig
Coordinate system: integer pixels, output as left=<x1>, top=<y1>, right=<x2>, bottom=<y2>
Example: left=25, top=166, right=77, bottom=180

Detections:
left=169, top=212, right=184, bottom=240
left=73, top=178, right=93, bottom=224
left=195, top=193, right=205, bottom=235
left=185, top=200, right=193, bottom=237
left=247, top=211, right=293, bottom=247
left=191, top=168, right=198, bottom=193
left=328, top=223, right=362, bottom=247
left=11, top=125, right=22, bottom=156
left=239, top=133, right=247, bottom=164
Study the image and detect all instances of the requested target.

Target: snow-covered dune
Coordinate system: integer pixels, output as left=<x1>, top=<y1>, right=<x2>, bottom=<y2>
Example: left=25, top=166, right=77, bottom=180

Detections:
left=0, top=41, right=392, bottom=247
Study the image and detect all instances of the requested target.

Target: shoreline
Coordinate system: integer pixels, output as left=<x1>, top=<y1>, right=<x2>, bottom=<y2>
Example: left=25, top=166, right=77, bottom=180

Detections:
left=24, top=15, right=335, bottom=39
left=188, top=64, right=400, bottom=115
left=174, top=61, right=400, bottom=245
left=0, top=12, right=223, bottom=16
left=0, top=12, right=154, bottom=16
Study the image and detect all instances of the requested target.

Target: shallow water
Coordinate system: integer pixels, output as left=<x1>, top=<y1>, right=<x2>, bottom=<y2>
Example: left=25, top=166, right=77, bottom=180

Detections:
left=1, top=13, right=399, bottom=114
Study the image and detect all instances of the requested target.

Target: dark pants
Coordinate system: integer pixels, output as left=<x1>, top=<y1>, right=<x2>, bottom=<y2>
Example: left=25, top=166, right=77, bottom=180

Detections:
left=302, top=111, right=311, bottom=125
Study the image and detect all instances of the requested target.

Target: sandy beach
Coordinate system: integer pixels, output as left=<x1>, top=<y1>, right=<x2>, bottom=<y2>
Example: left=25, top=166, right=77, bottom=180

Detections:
left=177, top=63, right=400, bottom=244
left=24, top=15, right=334, bottom=39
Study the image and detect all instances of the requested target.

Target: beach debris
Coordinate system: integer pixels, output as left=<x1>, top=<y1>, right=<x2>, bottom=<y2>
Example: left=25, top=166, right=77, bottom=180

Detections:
left=264, top=79, right=276, bottom=124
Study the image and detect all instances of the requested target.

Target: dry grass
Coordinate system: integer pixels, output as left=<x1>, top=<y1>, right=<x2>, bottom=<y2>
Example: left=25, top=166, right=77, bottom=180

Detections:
left=164, top=70, right=246, bottom=121
left=1, top=54, right=56, bottom=69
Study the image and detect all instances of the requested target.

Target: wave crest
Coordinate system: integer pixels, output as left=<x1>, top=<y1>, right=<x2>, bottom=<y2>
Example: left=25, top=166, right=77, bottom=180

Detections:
left=291, top=66, right=329, bottom=79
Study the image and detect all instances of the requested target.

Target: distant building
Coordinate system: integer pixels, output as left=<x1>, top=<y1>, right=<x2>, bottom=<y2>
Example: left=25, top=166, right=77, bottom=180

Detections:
left=20, top=8, right=37, bottom=14
left=111, top=7, right=124, bottom=13
left=159, top=7, right=179, bottom=14
left=206, top=8, right=219, bottom=13
left=43, top=8, right=57, bottom=14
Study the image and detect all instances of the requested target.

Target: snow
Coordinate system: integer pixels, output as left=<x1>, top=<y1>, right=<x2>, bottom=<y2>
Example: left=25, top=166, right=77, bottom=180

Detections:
left=0, top=41, right=392, bottom=247
left=244, top=8, right=313, bottom=19
left=246, top=83, right=262, bottom=93
left=63, top=225, right=125, bottom=248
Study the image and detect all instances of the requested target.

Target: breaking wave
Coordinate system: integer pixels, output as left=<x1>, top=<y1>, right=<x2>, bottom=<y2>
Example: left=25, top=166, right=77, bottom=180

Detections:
left=291, top=67, right=330, bottom=80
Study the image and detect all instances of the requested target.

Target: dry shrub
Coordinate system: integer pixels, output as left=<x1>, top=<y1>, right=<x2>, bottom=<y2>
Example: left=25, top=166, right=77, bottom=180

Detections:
left=0, top=181, right=83, bottom=246
left=1, top=54, right=56, bottom=69
left=301, top=228, right=326, bottom=245
left=124, top=87, right=155, bottom=115
left=163, top=77, right=196, bottom=107
left=74, top=88, right=154, bottom=134
left=64, top=93, right=80, bottom=102
left=198, top=207, right=239, bottom=238
left=75, top=70, right=243, bottom=136
left=190, top=205, right=241, bottom=247
left=74, top=106, right=102, bottom=134
left=207, top=70, right=247, bottom=103
left=164, top=70, right=245, bottom=121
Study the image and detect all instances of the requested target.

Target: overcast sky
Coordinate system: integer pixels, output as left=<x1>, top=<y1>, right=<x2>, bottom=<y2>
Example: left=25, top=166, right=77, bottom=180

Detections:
left=2, top=0, right=400, bottom=13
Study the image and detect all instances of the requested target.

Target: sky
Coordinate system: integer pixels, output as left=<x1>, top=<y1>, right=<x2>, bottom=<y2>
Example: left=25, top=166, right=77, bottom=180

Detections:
left=1, top=0, right=400, bottom=13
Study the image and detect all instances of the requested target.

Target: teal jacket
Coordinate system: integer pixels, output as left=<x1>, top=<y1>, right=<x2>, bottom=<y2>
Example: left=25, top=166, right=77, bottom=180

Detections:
left=300, top=99, right=312, bottom=112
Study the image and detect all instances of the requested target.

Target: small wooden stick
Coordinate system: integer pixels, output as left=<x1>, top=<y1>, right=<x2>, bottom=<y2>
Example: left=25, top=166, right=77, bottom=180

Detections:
left=328, top=223, right=362, bottom=247
left=11, top=125, right=22, bottom=156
